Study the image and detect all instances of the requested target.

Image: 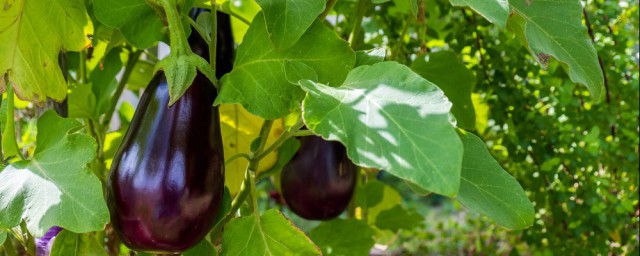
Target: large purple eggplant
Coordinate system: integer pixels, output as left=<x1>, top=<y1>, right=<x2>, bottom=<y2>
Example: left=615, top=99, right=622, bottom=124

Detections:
left=106, top=9, right=232, bottom=253
left=280, top=136, right=357, bottom=220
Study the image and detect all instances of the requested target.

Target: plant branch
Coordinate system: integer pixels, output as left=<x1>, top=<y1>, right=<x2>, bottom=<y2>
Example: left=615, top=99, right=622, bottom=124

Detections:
left=216, top=4, right=251, bottom=26
left=294, top=129, right=315, bottom=137
left=319, top=0, right=338, bottom=20
left=208, top=166, right=252, bottom=241
left=254, top=117, right=304, bottom=161
left=187, top=17, right=211, bottom=45
left=225, top=153, right=251, bottom=165
left=101, top=50, right=142, bottom=128
left=348, top=0, right=368, bottom=48
left=208, top=120, right=274, bottom=240
left=210, top=4, right=218, bottom=87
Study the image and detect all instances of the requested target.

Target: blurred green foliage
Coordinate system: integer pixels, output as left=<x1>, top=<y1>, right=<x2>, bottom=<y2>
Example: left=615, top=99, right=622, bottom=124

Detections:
left=360, top=0, right=639, bottom=254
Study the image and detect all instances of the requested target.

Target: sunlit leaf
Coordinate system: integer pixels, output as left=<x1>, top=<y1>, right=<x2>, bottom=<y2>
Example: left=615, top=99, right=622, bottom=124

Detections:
left=301, top=61, right=462, bottom=196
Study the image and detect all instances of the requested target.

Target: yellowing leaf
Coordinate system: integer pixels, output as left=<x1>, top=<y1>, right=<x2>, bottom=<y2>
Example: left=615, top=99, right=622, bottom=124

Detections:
left=0, top=0, right=93, bottom=103
left=220, top=104, right=283, bottom=194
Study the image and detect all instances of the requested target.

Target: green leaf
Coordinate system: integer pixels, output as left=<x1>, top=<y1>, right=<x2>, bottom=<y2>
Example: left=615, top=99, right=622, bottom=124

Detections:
left=68, top=84, right=97, bottom=120
left=355, top=48, right=386, bottom=67
left=0, top=111, right=108, bottom=236
left=0, top=0, right=93, bottom=103
left=221, top=209, right=320, bottom=255
left=1, top=86, right=20, bottom=158
left=309, top=219, right=375, bottom=256
left=390, top=0, right=419, bottom=17
left=256, top=0, right=326, bottom=50
left=184, top=239, right=218, bottom=256
left=214, top=186, right=233, bottom=225
left=411, top=51, right=476, bottom=130
left=50, top=230, right=108, bottom=256
left=216, top=12, right=355, bottom=119
left=509, top=0, right=604, bottom=100
left=300, top=61, right=463, bottom=196
left=374, top=205, right=423, bottom=232
left=456, top=131, right=534, bottom=229
left=0, top=229, right=6, bottom=245
left=358, top=181, right=402, bottom=225
left=125, top=60, right=155, bottom=91
left=93, top=0, right=164, bottom=48
left=449, top=0, right=508, bottom=28
left=89, top=49, right=123, bottom=115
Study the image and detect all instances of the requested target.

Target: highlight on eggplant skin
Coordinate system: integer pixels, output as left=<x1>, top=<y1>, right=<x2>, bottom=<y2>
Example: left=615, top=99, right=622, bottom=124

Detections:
left=105, top=9, right=232, bottom=253
left=280, top=136, right=358, bottom=220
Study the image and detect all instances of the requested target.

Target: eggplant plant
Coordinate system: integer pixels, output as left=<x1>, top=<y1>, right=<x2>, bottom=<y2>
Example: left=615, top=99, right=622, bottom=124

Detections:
left=0, top=0, right=619, bottom=255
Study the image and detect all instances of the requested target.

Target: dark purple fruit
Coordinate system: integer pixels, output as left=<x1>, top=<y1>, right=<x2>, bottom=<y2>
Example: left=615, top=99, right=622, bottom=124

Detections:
left=106, top=9, right=232, bottom=253
left=280, top=136, right=357, bottom=220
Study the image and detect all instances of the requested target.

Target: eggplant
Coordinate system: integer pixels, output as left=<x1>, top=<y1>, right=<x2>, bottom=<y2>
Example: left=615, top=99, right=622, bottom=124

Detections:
left=280, top=136, right=357, bottom=220
left=106, top=9, right=233, bottom=253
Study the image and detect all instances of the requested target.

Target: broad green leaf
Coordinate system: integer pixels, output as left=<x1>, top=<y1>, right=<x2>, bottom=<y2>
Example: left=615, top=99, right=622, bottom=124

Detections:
left=220, top=104, right=283, bottom=194
left=374, top=205, right=423, bottom=232
left=221, top=209, right=320, bottom=255
left=457, top=131, right=534, bottom=229
left=256, top=0, right=325, bottom=50
left=93, top=0, right=164, bottom=48
left=355, top=48, right=386, bottom=67
left=67, top=84, right=97, bottom=120
left=411, top=51, right=476, bottom=130
left=216, top=12, right=355, bottom=119
left=50, top=230, right=107, bottom=256
left=300, top=61, right=463, bottom=196
left=449, top=0, right=508, bottom=28
left=309, top=219, right=375, bottom=256
left=0, top=229, right=6, bottom=245
left=184, top=239, right=218, bottom=256
left=0, top=0, right=93, bottom=103
left=509, top=0, right=604, bottom=100
left=0, top=111, right=108, bottom=236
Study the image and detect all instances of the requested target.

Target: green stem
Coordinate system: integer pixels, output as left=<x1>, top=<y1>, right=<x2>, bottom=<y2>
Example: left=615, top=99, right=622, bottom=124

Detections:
left=293, top=129, right=315, bottom=137
left=225, top=153, right=251, bottom=165
left=216, top=4, right=251, bottom=25
left=208, top=168, right=252, bottom=241
left=389, top=17, right=412, bottom=61
left=144, top=49, right=160, bottom=63
left=348, top=0, right=368, bottom=48
left=208, top=120, right=275, bottom=241
left=254, top=118, right=304, bottom=161
left=319, top=0, right=338, bottom=20
left=78, top=50, right=87, bottom=84
left=210, top=3, right=217, bottom=73
left=158, top=0, right=190, bottom=56
left=187, top=17, right=210, bottom=45
left=101, top=50, right=142, bottom=128
left=347, top=168, right=363, bottom=218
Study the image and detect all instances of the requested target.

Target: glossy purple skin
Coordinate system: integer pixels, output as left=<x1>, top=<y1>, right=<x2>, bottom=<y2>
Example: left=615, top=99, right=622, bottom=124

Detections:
left=280, top=136, right=357, bottom=220
left=106, top=72, right=224, bottom=253
left=106, top=9, right=231, bottom=252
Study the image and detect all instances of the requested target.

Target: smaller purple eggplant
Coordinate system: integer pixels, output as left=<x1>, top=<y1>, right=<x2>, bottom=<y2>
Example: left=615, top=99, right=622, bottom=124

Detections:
left=280, top=136, right=357, bottom=220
